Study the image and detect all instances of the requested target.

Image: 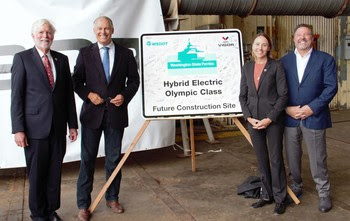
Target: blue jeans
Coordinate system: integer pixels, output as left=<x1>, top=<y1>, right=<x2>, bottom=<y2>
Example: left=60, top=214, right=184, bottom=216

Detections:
left=77, top=111, right=124, bottom=209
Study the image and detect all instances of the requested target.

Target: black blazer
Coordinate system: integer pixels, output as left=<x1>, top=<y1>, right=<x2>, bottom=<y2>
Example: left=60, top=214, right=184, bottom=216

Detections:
left=239, top=58, right=288, bottom=124
left=72, top=41, right=140, bottom=129
left=11, top=47, right=78, bottom=139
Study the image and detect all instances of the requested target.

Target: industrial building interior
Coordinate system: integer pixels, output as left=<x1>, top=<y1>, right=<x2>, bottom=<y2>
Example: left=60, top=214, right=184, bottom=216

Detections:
left=1, top=0, right=350, bottom=220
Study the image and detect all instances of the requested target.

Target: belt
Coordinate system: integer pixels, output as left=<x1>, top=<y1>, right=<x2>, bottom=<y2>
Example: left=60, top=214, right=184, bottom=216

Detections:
left=103, top=97, right=112, bottom=109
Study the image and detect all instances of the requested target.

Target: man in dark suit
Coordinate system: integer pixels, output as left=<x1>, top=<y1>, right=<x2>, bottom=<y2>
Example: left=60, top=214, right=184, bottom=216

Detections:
left=11, top=19, right=78, bottom=221
left=72, top=16, right=140, bottom=221
left=281, top=24, right=338, bottom=213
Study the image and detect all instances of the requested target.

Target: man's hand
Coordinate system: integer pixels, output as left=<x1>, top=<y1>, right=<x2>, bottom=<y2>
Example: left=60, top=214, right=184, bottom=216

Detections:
left=286, top=105, right=313, bottom=120
left=88, top=92, right=104, bottom=105
left=286, top=106, right=303, bottom=119
left=68, top=128, right=78, bottom=142
left=14, top=132, right=28, bottom=147
left=299, top=105, right=313, bottom=120
left=110, top=94, right=124, bottom=107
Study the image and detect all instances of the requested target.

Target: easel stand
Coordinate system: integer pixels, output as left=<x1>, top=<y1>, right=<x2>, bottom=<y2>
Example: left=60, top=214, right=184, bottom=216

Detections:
left=89, top=117, right=299, bottom=215
left=189, top=117, right=300, bottom=205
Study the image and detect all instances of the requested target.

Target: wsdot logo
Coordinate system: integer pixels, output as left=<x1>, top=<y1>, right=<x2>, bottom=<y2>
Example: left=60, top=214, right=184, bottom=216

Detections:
left=146, top=41, right=168, bottom=46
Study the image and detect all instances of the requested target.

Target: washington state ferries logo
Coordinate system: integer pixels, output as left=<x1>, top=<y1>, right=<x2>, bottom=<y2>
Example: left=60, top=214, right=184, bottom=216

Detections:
left=218, top=36, right=236, bottom=47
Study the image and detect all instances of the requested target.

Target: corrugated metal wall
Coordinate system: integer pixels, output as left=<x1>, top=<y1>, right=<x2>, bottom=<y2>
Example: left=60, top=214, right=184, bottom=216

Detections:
left=162, top=0, right=350, bottom=17
left=179, top=15, right=341, bottom=109
left=276, top=16, right=337, bottom=56
left=275, top=16, right=338, bottom=108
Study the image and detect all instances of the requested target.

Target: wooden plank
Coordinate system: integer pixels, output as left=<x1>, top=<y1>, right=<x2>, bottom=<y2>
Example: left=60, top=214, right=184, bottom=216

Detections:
left=232, top=117, right=252, bottom=145
left=189, top=119, right=196, bottom=172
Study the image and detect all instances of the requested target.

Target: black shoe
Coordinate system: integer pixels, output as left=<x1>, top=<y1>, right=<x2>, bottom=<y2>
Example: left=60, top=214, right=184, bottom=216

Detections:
left=251, top=199, right=273, bottom=208
left=274, top=202, right=286, bottom=215
left=49, top=212, right=63, bottom=221
left=319, top=196, right=332, bottom=213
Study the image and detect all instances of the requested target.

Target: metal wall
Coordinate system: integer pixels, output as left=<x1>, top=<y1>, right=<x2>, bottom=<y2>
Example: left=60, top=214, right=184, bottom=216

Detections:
left=162, top=0, right=349, bottom=110
left=276, top=16, right=337, bottom=56
left=162, top=0, right=350, bottom=17
left=178, top=15, right=341, bottom=109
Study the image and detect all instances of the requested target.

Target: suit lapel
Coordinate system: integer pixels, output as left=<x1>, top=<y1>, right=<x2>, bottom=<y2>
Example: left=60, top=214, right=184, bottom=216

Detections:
left=246, top=62, right=257, bottom=96
left=51, top=52, right=60, bottom=90
left=109, top=42, right=122, bottom=83
left=289, top=54, right=299, bottom=84
left=92, top=43, right=108, bottom=84
left=300, top=50, right=316, bottom=84
left=30, top=47, right=52, bottom=91
left=257, top=60, right=269, bottom=92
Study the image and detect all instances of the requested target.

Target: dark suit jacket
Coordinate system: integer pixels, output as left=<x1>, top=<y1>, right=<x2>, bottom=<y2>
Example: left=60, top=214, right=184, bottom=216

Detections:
left=11, top=47, right=78, bottom=139
left=239, top=58, right=288, bottom=124
left=72, top=41, right=140, bottom=129
left=281, top=50, right=338, bottom=129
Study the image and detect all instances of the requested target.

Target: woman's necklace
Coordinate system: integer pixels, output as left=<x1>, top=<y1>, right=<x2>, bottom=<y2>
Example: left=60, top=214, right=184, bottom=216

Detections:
left=255, top=63, right=266, bottom=81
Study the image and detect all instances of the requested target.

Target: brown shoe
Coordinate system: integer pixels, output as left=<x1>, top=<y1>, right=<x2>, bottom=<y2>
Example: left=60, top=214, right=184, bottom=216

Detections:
left=78, top=209, right=90, bottom=221
left=106, top=201, right=124, bottom=213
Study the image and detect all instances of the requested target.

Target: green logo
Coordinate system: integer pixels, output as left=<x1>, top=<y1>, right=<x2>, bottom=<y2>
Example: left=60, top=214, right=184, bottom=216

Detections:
left=146, top=41, right=168, bottom=46
left=167, top=41, right=217, bottom=75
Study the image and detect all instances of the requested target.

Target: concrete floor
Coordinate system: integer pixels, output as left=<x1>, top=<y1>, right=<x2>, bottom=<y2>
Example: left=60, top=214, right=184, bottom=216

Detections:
left=1, top=110, right=350, bottom=221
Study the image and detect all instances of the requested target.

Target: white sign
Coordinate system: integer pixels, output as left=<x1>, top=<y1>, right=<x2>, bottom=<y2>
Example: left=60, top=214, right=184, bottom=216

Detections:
left=141, top=30, right=244, bottom=119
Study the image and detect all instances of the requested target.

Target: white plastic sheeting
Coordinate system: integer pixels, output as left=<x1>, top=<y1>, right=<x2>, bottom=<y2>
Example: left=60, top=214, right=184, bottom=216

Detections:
left=0, top=0, right=175, bottom=168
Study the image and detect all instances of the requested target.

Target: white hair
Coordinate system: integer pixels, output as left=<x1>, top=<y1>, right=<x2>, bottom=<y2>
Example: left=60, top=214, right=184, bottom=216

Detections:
left=31, top=19, right=56, bottom=35
left=93, top=16, right=114, bottom=29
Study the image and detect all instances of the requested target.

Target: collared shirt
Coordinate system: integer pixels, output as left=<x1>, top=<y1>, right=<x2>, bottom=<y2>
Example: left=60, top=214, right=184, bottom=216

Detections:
left=35, top=47, right=56, bottom=83
left=294, top=48, right=312, bottom=83
left=97, top=41, right=115, bottom=76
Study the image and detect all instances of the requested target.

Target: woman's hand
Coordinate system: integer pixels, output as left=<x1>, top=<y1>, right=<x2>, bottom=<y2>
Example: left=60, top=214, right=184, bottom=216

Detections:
left=248, top=117, right=272, bottom=129
left=254, top=118, right=272, bottom=130
left=247, top=117, right=259, bottom=127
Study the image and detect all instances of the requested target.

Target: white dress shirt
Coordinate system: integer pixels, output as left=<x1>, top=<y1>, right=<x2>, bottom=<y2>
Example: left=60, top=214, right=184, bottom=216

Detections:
left=294, top=48, right=312, bottom=83
left=36, top=47, right=56, bottom=83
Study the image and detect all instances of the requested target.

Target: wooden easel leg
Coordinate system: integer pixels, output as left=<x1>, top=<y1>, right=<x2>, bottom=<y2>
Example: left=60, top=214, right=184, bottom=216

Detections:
left=233, top=117, right=300, bottom=205
left=88, top=120, right=151, bottom=214
left=232, top=117, right=252, bottom=145
left=287, top=185, right=300, bottom=204
left=189, top=119, right=196, bottom=172
left=180, top=119, right=191, bottom=156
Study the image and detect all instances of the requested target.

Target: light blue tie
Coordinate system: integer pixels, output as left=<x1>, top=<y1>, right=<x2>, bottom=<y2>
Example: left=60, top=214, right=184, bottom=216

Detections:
left=102, top=46, right=110, bottom=83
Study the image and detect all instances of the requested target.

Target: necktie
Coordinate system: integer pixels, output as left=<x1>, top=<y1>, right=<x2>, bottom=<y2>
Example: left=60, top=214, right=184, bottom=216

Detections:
left=102, top=46, right=110, bottom=83
left=42, top=55, right=54, bottom=89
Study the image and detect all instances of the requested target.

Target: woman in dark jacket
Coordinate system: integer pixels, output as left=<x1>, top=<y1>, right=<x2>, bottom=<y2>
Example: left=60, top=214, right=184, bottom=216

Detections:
left=239, top=33, right=288, bottom=215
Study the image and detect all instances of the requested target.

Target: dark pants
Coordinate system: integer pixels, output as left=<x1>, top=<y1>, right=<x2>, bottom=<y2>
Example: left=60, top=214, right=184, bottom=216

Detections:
left=24, top=128, right=66, bottom=221
left=77, top=111, right=124, bottom=209
left=248, top=122, right=287, bottom=203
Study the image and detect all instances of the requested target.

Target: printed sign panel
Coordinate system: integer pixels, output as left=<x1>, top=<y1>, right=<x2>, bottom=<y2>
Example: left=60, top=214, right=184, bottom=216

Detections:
left=141, top=30, right=244, bottom=119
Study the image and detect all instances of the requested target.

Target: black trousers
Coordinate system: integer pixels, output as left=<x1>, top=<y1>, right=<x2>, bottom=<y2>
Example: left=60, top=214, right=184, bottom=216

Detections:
left=248, top=122, right=287, bottom=203
left=77, top=110, right=124, bottom=209
left=24, top=128, right=66, bottom=221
